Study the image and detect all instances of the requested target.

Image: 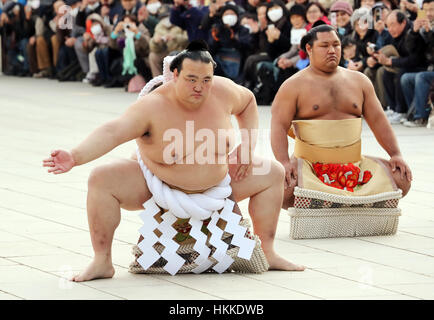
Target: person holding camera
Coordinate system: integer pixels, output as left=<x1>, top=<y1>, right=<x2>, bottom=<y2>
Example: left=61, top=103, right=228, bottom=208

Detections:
left=342, top=36, right=364, bottom=71
left=273, top=4, right=307, bottom=86
left=238, top=9, right=269, bottom=90
left=400, top=0, right=434, bottom=127
left=264, top=1, right=291, bottom=61
left=49, top=0, right=82, bottom=80
left=74, top=0, right=102, bottom=78
left=348, top=7, right=379, bottom=72
left=375, top=10, right=426, bottom=124
left=200, top=0, right=241, bottom=33
left=148, top=10, right=188, bottom=77
left=107, top=13, right=151, bottom=86
left=362, top=3, right=392, bottom=109
left=76, top=0, right=102, bottom=27
left=170, top=0, right=209, bottom=41
left=137, top=3, right=158, bottom=36
left=79, top=13, right=112, bottom=84
left=21, top=0, right=46, bottom=77
left=329, top=1, right=353, bottom=37
left=399, top=0, right=418, bottom=21
left=0, top=0, right=34, bottom=76
left=208, top=3, right=251, bottom=81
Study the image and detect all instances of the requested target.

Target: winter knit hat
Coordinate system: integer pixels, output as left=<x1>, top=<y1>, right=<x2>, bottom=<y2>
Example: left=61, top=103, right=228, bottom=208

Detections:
left=330, top=1, right=353, bottom=16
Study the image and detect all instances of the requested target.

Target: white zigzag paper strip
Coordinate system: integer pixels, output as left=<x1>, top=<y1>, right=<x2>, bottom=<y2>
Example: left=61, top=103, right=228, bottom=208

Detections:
left=220, top=199, right=255, bottom=260
left=189, top=217, right=213, bottom=273
left=158, top=211, right=185, bottom=275
left=135, top=148, right=239, bottom=274
left=208, top=210, right=234, bottom=273
left=137, top=198, right=161, bottom=270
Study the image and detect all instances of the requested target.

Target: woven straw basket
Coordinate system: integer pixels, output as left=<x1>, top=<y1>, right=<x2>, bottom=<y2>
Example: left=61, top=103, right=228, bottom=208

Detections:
left=289, top=187, right=402, bottom=239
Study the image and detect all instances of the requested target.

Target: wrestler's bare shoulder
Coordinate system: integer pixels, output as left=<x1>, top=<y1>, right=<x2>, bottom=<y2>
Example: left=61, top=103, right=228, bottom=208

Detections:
left=212, top=76, right=247, bottom=99
left=280, top=68, right=309, bottom=89
left=281, top=67, right=369, bottom=90
left=212, top=75, right=239, bottom=90
left=211, top=76, right=252, bottom=113
left=133, top=83, right=180, bottom=117
left=135, top=87, right=171, bottom=111
left=339, top=66, right=371, bottom=82
left=274, top=69, right=313, bottom=104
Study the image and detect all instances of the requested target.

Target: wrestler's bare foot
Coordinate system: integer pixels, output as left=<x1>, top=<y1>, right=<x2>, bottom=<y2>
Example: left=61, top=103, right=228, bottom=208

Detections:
left=70, top=257, right=115, bottom=282
left=265, top=250, right=305, bottom=271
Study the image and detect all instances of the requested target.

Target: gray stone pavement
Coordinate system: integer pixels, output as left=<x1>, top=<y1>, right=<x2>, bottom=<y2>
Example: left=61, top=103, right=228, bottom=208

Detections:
left=0, top=75, right=433, bottom=300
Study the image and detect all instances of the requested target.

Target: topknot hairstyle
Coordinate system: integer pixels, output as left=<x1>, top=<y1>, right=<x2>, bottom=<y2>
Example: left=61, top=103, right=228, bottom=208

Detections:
left=169, top=40, right=217, bottom=73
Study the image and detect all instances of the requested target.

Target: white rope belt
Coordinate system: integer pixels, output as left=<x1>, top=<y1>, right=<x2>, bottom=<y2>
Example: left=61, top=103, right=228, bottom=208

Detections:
left=135, top=148, right=255, bottom=275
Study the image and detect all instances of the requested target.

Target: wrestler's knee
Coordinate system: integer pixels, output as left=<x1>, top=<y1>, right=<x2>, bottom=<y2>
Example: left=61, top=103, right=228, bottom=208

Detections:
left=393, top=169, right=411, bottom=197
left=88, top=165, right=112, bottom=190
left=268, top=159, right=285, bottom=183
left=250, top=157, right=284, bottom=185
left=378, top=159, right=411, bottom=197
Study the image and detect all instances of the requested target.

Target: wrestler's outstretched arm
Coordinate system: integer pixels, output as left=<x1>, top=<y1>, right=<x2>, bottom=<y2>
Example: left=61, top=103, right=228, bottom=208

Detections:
left=360, top=73, right=412, bottom=182
left=42, top=97, right=153, bottom=174
left=270, top=79, right=298, bottom=188
left=229, top=81, right=259, bottom=181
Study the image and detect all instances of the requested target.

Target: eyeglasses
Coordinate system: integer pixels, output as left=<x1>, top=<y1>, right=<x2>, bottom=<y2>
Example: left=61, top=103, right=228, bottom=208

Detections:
left=307, top=9, right=320, bottom=14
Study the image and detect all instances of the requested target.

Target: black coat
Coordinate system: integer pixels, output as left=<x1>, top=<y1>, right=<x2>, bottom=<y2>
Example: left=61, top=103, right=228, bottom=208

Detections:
left=350, top=29, right=378, bottom=57
left=208, top=22, right=252, bottom=57
left=406, top=27, right=433, bottom=69
left=264, top=18, right=292, bottom=60
left=75, top=3, right=102, bottom=28
left=350, top=29, right=378, bottom=69
left=390, top=22, right=426, bottom=71
left=0, top=4, right=34, bottom=40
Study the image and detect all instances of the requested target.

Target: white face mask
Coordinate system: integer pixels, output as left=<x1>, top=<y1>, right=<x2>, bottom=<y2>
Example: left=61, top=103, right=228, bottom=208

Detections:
left=222, top=14, right=237, bottom=27
left=30, top=0, right=40, bottom=9
left=267, top=8, right=283, bottom=22
left=146, top=2, right=161, bottom=15
left=91, top=23, right=103, bottom=35
left=70, top=7, right=79, bottom=17
left=243, top=24, right=252, bottom=33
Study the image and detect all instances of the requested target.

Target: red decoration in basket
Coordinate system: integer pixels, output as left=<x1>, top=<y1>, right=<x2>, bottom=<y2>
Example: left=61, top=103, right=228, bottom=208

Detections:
left=313, top=162, right=372, bottom=192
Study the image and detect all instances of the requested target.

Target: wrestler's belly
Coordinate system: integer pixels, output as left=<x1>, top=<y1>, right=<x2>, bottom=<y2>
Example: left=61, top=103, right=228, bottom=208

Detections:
left=143, top=160, right=229, bottom=191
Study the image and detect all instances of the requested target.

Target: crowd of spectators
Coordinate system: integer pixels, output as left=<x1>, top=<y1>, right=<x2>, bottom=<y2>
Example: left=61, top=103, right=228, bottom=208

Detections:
left=1, top=0, right=433, bottom=126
